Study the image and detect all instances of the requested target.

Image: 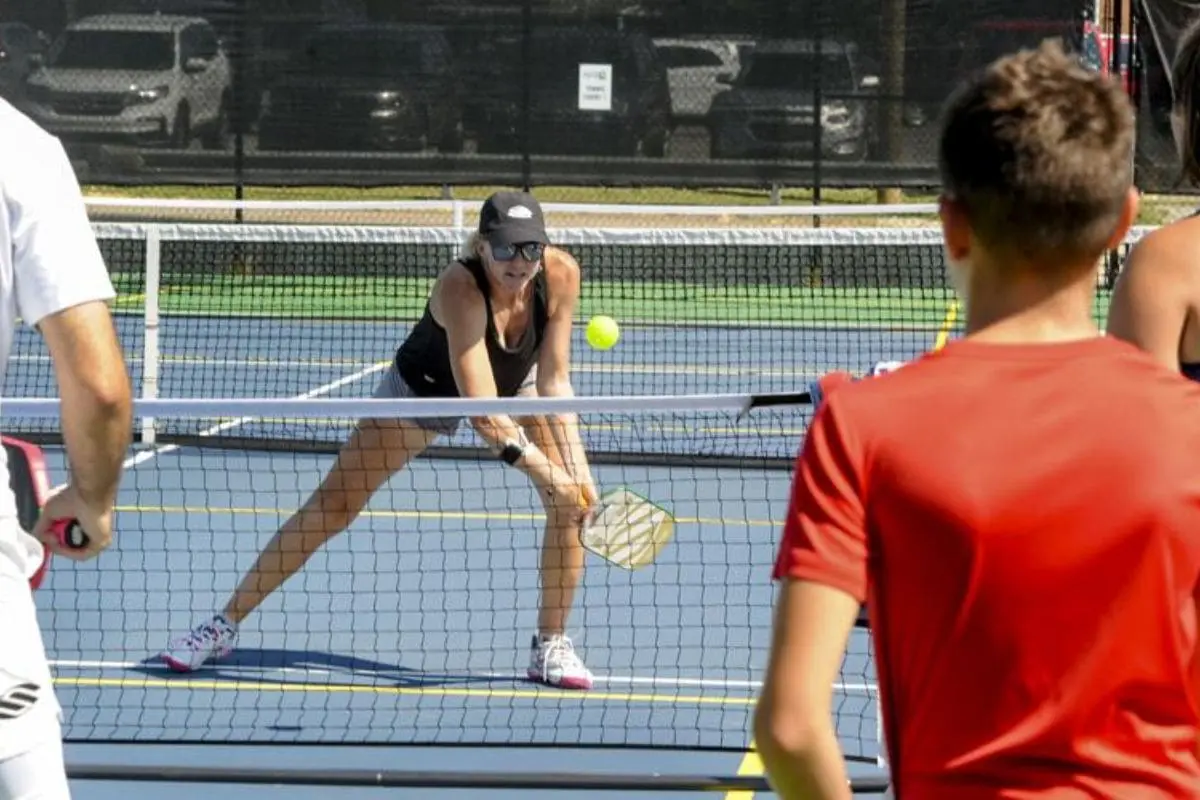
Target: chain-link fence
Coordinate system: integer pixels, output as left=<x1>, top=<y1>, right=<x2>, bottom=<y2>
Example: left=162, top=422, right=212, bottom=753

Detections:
left=0, top=0, right=1136, bottom=200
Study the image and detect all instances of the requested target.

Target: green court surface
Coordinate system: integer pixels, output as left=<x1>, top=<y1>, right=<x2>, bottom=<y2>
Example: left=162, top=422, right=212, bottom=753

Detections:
left=109, top=275, right=957, bottom=327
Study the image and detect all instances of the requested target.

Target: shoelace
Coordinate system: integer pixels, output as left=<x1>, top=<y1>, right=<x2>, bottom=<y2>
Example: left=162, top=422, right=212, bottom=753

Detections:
left=184, top=620, right=229, bottom=650
left=541, top=636, right=584, bottom=670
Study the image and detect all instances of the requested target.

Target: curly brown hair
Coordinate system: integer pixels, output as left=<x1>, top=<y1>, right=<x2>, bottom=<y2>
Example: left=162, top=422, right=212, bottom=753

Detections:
left=938, top=39, right=1135, bottom=265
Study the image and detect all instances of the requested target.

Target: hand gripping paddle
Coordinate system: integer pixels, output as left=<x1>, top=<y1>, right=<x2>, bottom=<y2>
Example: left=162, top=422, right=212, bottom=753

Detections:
left=2, top=436, right=90, bottom=590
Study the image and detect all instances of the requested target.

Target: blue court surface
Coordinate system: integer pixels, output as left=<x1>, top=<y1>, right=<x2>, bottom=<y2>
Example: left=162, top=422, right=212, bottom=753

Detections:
left=7, top=314, right=951, bottom=798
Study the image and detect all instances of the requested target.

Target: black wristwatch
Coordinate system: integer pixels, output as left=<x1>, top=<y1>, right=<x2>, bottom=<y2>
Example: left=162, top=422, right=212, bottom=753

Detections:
left=499, top=441, right=525, bottom=465
left=497, top=430, right=531, bottom=466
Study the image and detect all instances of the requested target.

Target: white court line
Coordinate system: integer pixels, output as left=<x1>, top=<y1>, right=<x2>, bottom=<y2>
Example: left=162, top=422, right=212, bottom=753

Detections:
left=47, top=658, right=878, bottom=694
left=52, top=360, right=390, bottom=491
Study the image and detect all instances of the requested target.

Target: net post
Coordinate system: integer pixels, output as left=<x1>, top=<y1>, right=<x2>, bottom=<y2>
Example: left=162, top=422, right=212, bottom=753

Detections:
left=452, top=199, right=465, bottom=234
left=140, top=225, right=161, bottom=445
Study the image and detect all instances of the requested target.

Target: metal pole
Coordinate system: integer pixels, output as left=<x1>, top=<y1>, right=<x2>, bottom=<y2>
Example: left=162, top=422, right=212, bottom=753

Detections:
left=877, top=0, right=906, bottom=204
left=520, top=0, right=533, bottom=191
left=234, top=0, right=247, bottom=222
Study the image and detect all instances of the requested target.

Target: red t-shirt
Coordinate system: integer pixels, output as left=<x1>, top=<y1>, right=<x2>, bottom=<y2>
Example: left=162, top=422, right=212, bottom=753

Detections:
left=774, top=336, right=1200, bottom=799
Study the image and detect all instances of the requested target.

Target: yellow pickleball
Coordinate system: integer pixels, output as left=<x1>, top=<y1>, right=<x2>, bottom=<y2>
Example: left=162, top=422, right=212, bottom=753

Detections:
left=586, top=315, right=620, bottom=350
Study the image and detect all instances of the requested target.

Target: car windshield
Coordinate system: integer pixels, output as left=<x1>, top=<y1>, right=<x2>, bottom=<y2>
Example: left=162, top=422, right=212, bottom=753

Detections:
left=300, top=32, right=428, bottom=76
left=737, top=52, right=851, bottom=91
left=51, top=30, right=175, bottom=71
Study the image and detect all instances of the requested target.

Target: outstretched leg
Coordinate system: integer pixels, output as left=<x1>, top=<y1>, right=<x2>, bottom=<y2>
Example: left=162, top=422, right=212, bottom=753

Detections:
left=161, top=416, right=438, bottom=672
left=223, top=417, right=439, bottom=623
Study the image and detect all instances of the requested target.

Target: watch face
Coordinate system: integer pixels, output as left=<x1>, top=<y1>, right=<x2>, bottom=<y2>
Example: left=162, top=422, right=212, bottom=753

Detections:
left=500, top=441, right=525, bottom=465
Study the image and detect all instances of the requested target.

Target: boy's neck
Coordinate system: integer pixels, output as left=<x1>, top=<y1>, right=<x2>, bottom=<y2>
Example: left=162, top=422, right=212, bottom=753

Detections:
left=961, top=259, right=1101, bottom=344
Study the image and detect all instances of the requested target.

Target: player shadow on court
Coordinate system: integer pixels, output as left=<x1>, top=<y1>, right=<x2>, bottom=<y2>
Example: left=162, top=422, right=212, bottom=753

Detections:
left=134, top=648, right=519, bottom=689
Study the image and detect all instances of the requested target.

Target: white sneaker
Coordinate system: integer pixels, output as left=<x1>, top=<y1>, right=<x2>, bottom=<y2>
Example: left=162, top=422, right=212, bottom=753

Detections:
left=161, top=615, right=238, bottom=673
left=527, top=633, right=593, bottom=691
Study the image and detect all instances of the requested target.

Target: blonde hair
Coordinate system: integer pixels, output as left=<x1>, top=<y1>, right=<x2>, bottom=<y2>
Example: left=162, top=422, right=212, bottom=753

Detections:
left=460, top=231, right=485, bottom=260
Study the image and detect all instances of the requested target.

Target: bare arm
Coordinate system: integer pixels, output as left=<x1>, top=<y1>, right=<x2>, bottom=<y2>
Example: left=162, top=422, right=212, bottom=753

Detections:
left=39, top=301, right=132, bottom=509
left=759, top=391, right=869, bottom=800
left=10, top=136, right=132, bottom=511
left=536, top=251, right=595, bottom=490
left=438, top=268, right=575, bottom=493
left=755, top=579, right=858, bottom=800
left=9, top=134, right=133, bottom=556
left=1106, top=226, right=1197, bottom=371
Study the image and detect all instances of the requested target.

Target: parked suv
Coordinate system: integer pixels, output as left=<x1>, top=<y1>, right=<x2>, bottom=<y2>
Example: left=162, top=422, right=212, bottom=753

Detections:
left=24, top=14, right=232, bottom=149
left=653, top=37, right=749, bottom=122
left=257, top=23, right=463, bottom=153
left=459, top=25, right=671, bottom=158
left=708, top=38, right=878, bottom=162
left=0, top=23, right=51, bottom=111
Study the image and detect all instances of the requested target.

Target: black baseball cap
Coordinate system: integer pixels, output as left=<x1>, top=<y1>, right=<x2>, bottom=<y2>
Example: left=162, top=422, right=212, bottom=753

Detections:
left=478, top=191, right=549, bottom=247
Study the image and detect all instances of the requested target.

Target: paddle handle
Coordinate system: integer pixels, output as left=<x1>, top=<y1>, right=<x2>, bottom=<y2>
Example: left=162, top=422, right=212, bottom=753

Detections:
left=50, top=518, right=90, bottom=550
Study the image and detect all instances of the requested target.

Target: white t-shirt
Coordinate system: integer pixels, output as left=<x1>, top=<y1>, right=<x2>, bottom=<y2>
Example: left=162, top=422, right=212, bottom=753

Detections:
left=0, top=100, right=116, bottom=579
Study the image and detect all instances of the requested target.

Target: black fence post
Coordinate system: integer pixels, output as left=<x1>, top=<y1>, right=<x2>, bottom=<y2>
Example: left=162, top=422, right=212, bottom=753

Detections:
left=1130, top=0, right=1146, bottom=192
left=234, top=0, right=246, bottom=221
left=521, top=0, right=533, bottom=191
left=878, top=0, right=907, bottom=204
left=812, top=0, right=824, bottom=208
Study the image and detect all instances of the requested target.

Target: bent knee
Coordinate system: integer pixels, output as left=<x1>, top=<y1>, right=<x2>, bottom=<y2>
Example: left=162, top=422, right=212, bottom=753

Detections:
left=540, top=494, right=586, bottom=531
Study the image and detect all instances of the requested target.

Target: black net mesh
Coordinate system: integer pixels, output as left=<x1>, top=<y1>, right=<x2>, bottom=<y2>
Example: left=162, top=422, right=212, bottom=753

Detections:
left=0, top=0, right=1106, bottom=199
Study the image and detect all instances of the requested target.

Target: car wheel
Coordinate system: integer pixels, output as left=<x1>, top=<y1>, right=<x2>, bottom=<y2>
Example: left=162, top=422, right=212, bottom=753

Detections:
left=202, top=95, right=230, bottom=150
left=171, top=104, right=191, bottom=148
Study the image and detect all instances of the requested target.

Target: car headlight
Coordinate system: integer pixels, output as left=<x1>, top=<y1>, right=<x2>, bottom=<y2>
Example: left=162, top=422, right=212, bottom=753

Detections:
left=821, top=102, right=854, bottom=129
left=128, top=85, right=170, bottom=105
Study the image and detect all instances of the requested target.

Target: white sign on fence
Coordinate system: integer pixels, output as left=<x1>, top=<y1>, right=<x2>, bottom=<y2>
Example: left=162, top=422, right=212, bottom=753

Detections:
left=578, top=63, right=613, bottom=111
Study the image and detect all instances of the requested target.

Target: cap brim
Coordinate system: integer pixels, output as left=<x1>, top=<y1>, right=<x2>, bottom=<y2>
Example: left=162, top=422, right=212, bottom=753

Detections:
left=485, top=221, right=549, bottom=247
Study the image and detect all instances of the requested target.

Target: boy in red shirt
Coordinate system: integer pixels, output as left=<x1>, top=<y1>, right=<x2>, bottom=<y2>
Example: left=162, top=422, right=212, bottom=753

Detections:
left=755, top=41, right=1200, bottom=800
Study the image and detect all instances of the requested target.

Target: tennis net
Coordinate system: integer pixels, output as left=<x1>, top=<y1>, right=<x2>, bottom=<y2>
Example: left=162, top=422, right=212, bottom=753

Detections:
left=9, top=394, right=883, bottom=786
left=3, top=217, right=1144, bottom=443
left=8, top=221, right=949, bottom=412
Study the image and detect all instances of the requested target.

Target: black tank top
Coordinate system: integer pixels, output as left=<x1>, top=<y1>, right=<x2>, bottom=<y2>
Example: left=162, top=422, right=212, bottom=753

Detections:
left=394, top=258, right=548, bottom=398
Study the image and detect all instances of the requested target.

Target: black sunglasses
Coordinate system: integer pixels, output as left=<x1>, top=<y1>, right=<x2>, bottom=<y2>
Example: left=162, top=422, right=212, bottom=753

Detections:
left=491, top=242, right=545, bottom=262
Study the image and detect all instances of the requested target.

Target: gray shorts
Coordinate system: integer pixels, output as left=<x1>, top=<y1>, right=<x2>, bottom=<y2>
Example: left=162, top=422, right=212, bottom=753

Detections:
left=372, top=363, right=537, bottom=436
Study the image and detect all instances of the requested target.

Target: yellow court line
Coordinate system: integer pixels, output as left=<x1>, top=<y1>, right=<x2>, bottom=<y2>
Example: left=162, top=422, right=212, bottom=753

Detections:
left=114, top=504, right=781, bottom=529
left=53, top=674, right=756, bottom=708
left=933, top=299, right=960, bottom=351
left=726, top=737, right=763, bottom=800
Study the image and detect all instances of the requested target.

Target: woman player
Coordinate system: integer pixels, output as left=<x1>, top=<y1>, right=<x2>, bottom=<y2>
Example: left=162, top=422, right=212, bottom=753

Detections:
left=161, top=190, right=600, bottom=691
left=1107, top=19, right=1200, bottom=377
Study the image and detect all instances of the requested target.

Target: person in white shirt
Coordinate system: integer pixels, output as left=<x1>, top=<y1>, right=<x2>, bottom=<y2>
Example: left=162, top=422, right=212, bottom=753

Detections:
left=0, top=99, right=132, bottom=799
